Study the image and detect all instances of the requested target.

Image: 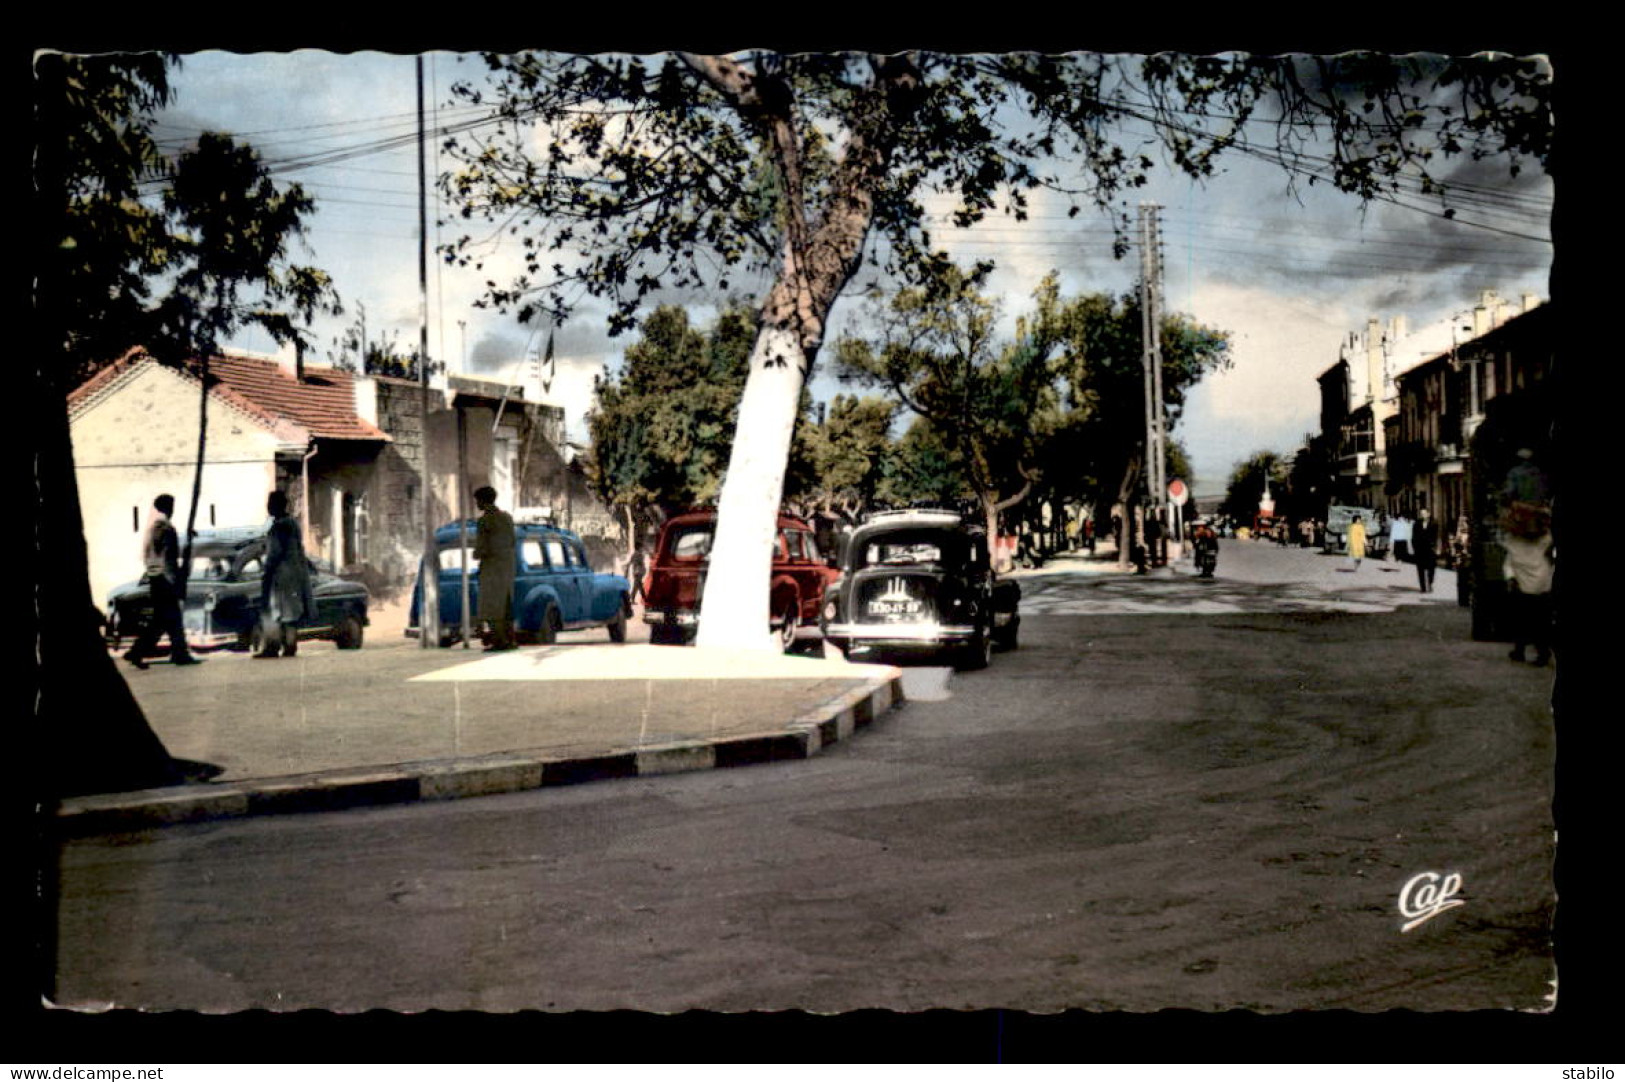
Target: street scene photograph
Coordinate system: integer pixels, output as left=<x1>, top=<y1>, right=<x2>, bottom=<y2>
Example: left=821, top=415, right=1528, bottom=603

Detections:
left=26, top=43, right=1579, bottom=1044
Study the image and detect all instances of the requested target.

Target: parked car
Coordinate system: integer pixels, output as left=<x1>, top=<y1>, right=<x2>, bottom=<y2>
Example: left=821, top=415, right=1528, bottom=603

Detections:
left=819, top=509, right=1020, bottom=670
left=408, top=519, right=631, bottom=645
left=642, top=509, right=839, bottom=651
left=104, top=525, right=370, bottom=652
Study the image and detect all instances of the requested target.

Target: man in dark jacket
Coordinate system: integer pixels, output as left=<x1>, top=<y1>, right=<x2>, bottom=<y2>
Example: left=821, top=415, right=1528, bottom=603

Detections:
left=1413, top=506, right=1440, bottom=593
left=473, top=486, right=518, bottom=651
left=124, top=494, right=200, bottom=668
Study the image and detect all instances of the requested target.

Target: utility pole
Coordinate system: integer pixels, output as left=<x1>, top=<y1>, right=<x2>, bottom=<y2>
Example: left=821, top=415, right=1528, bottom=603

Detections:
left=1139, top=202, right=1169, bottom=566
left=417, top=56, right=440, bottom=649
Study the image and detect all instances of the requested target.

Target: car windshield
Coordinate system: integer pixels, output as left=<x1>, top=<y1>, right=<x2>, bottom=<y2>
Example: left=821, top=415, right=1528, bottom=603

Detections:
left=665, top=525, right=713, bottom=561
left=858, top=529, right=964, bottom=570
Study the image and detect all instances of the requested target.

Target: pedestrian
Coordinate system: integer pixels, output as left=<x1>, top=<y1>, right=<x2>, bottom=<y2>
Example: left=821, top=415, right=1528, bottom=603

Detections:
left=473, top=485, right=518, bottom=651
left=1503, top=527, right=1555, bottom=666
left=124, top=494, right=200, bottom=668
left=1412, top=507, right=1440, bottom=593
left=627, top=542, right=649, bottom=604
left=1345, top=514, right=1367, bottom=571
left=1391, top=511, right=1413, bottom=563
left=255, top=490, right=314, bottom=658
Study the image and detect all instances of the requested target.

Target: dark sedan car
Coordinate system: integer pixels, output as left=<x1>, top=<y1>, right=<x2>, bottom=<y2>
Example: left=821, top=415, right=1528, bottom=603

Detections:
left=820, top=509, right=1020, bottom=670
left=105, top=525, right=370, bottom=652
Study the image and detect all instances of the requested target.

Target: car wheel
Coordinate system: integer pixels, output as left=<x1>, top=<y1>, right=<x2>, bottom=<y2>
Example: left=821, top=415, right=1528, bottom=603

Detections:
left=994, top=616, right=1020, bottom=652
left=954, top=621, right=992, bottom=671
left=775, top=598, right=799, bottom=654
left=538, top=606, right=559, bottom=645
left=607, top=599, right=629, bottom=643
left=335, top=614, right=364, bottom=650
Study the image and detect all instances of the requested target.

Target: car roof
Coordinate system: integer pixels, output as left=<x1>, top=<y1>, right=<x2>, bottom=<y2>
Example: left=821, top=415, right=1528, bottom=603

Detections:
left=433, top=519, right=583, bottom=542
left=851, top=510, right=972, bottom=541
left=660, top=509, right=813, bottom=530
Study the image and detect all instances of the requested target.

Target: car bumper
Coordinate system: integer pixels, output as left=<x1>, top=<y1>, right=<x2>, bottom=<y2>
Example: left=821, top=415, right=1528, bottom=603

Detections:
left=643, top=609, right=700, bottom=628
left=823, top=621, right=977, bottom=650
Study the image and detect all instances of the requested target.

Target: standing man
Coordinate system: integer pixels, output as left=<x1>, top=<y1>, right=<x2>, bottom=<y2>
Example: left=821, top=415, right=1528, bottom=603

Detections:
left=124, top=494, right=199, bottom=668
left=256, top=490, right=314, bottom=658
left=1412, top=506, right=1440, bottom=593
left=1345, top=514, right=1367, bottom=572
left=473, top=485, right=518, bottom=651
left=1391, top=511, right=1413, bottom=564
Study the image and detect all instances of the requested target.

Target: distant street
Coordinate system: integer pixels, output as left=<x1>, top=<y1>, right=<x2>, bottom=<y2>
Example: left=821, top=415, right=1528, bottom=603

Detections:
left=53, top=539, right=1555, bottom=1013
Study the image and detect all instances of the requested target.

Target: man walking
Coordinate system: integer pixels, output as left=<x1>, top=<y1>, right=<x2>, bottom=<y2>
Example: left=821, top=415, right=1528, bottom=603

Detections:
left=473, top=485, right=518, bottom=651
left=124, top=494, right=199, bottom=669
left=1412, top=507, right=1440, bottom=593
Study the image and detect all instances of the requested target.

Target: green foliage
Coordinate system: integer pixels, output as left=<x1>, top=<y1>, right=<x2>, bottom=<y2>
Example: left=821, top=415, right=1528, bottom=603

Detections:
left=796, top=394, right=899, bottom=518
left=878, top=417, right=972, bottom=510
left=586, top=304, right=763, bottom=518
left=835, top=267, right=1057, bottom=516
left=1030, top=277, right=1231, bottom=511
left=440, top=51, right=1550, bottom=341
left=1220, top=450, right=1290, bottom=523
left=38, top=54, right=340, bottom=381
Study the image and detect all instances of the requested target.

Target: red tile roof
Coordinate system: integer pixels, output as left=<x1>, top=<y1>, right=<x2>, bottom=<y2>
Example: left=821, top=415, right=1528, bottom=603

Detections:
left=206, top=354, right=387, bottom=441
left=69, top=350, right=388, bottom=443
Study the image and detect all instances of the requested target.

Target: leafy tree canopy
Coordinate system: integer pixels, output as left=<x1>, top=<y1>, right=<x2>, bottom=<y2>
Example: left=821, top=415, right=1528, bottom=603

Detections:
left=440, top=51, right=1551, bottom=349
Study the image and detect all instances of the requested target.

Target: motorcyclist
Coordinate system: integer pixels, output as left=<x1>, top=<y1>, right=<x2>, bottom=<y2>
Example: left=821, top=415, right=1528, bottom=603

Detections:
left=1192, top=517, right=1220, bottom=578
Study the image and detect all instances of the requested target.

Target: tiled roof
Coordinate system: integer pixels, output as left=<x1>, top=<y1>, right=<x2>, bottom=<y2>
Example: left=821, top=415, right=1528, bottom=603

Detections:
left=207, top=354, right=387, bottom=441
left=69, top=350, right=387, bottom=443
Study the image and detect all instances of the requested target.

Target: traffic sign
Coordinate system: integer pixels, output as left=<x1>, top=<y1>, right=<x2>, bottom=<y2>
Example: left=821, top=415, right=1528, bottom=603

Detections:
left=1168, top=478, right=1189, bottom=507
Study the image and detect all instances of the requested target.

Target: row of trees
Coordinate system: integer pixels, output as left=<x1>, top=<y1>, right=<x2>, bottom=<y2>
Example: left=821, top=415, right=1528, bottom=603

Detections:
left=585, top=270, right=1231, bottom=564
left=442, top=50, right=1550, bottom=651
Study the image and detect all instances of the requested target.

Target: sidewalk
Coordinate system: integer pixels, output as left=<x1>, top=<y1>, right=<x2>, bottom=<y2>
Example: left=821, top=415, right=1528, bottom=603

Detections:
left=59, top=633, right=905, bottom=836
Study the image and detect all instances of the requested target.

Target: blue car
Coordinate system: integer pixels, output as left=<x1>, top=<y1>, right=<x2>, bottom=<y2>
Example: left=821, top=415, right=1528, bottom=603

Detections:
left=407, top=519, right=631, bottom=645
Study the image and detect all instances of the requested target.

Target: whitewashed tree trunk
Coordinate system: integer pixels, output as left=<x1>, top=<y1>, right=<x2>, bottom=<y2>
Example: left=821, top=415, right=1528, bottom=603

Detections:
left=695, top=323, right=808, bottom=651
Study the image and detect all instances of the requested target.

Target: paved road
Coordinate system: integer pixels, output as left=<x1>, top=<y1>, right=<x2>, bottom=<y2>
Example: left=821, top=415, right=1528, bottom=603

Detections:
left=50, top=540, right=1555, bottom=1014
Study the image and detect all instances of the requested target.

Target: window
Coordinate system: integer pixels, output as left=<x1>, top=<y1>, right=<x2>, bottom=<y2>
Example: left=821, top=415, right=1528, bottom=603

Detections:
left=545, top=539, right=567, bottom=569
left=521, top=539, right=546, bottom=568
left=785, top=530, right=805, bottom=560
left=344, top=492, right=369, bottom=565
left=438, top=546, right=481, bottom=571
left=669, top=527, right=712, bottom=560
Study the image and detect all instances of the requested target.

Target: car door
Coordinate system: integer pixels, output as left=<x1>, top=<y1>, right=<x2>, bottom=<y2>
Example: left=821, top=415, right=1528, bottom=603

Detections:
left=541, top=536, right=586, bottom=625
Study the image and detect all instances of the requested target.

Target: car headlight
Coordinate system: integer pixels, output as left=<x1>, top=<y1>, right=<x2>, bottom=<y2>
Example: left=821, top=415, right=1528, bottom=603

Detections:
left=823, top=600, right=838, bottom=621
left=203, top=592, right=218, bottom=611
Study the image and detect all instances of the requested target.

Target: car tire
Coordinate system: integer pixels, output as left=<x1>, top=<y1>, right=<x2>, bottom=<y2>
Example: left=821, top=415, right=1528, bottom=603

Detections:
left=335, top=614, right=364, bottom=650
left=538, top=606, right=560, bottom=645
left=775, top=598, right=799, bottom=654
left=954, top=621, right=992, bottom=671
left=993, top=616, right=1020, bottom=652
left=607, top=600, right=629, bottom=643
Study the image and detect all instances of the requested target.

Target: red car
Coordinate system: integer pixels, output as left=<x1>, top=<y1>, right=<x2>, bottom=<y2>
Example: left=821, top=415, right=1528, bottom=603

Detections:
left=642, top=509, right=838, bottom=651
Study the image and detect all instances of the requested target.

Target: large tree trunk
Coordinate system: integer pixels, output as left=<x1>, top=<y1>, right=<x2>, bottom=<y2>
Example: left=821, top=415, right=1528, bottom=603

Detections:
left=34, top=374, right=182, bottom=798
left=695, top=323, right=808, bottom=651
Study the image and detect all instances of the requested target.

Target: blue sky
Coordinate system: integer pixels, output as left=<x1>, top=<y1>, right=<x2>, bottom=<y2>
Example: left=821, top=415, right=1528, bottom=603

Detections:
left=151, top=50, right=1554, bottom=497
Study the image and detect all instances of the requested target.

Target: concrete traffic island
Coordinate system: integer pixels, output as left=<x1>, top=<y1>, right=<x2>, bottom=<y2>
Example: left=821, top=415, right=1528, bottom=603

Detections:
left=57, top=644, right=906, bottom=835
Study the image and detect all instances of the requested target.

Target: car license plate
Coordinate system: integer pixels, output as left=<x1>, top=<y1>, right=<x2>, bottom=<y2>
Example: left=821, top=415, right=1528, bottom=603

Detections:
left=867, top=599, right=922, bottom=616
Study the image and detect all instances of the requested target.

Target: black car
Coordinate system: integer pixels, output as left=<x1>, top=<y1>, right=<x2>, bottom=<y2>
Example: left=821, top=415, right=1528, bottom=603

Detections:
left=820, top=509, right=1020, bottom=670
left=105, top=526, right=370, bottom=653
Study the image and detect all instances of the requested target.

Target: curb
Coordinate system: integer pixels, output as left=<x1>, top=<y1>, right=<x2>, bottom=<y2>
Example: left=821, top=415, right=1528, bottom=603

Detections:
left=53, top=674, right=906, bottom=836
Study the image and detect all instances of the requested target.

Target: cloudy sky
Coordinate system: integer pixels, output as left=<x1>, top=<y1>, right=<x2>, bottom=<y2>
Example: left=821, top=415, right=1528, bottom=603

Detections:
left=149, top=50, right=1553, bottom=496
